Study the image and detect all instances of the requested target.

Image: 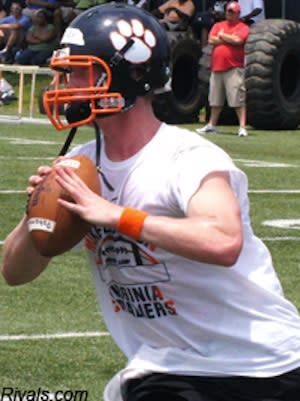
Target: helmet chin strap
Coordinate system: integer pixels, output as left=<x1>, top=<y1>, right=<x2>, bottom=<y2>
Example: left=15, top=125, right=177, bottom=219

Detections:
left=58, top=122, right=114, bottom=192
left=93, top=121, right=114, bottom=191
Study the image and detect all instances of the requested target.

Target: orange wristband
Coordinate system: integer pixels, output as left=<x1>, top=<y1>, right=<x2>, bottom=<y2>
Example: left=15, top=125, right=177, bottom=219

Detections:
left=117, top=208, right=148, bottom=240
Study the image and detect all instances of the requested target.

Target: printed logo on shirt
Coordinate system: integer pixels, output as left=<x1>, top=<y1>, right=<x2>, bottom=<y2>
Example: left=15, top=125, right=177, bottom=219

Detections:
left=85, top=227, right=177, bottom=319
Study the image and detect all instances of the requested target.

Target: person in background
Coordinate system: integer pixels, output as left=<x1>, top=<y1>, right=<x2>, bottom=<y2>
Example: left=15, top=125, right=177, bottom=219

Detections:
left=22, top=0, right=57, bottom=19
left=152, top=0, right=195, bottom=30
left=73, top=0, right=106, bottom=14
left=0, top=1, right=8, bottom=18
left=0, top=1, right=31, bottom=62
left=147, top=0, right=164, bottom=12
left=126, top=0, right=149, bottom=10
left=2, top=4, right=300, bottom=401
left=191, top=1, right=226, bottom=47
left=54, top=0, right=78, bottom=38
left=238, top=0, right=265, bottom=25
left=15, top=8, right=58, bottom=65
left=196, top=1, right=249, bottom=137
left=1, top=0, right=26, bottom=14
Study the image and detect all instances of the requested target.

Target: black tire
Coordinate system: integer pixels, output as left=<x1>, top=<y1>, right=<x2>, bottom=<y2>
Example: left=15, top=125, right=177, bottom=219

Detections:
left=245, top=19, right=300, bottom=130
left=153, top=32, right=207, bottom=123
left=198, top=44, right=211, bottom=108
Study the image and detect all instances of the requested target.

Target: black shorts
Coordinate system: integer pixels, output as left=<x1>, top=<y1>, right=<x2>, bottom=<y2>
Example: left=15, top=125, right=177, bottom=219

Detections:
left=122, top=367, right=300, bottom=401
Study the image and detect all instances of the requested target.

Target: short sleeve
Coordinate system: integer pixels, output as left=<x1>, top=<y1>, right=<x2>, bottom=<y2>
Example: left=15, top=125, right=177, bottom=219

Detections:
left=169, top=144, right=247, bottom=214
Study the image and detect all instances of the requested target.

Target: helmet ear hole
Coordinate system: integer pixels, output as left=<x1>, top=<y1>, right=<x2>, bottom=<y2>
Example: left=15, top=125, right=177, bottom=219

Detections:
left=130, top=66, right=146, bottom=83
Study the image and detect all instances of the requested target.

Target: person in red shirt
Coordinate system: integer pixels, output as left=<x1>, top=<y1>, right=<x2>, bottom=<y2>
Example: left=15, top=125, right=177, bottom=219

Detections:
left=197, top=1, right=250, bottom=137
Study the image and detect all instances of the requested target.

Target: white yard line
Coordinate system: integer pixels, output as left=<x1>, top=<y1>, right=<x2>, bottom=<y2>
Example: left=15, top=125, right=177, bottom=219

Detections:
left=262, top=237, right=300, bottom=241
left=0, top=136, right=62, bottom=145
left=249, top=189, right=300, bottom=193
left=0, top=190, right=25, bottom=194
left=0, top=156, right=53, bottom=160
left=233, top=158, right=299, bottom=168
left=0, top=331, right=110, bottom=341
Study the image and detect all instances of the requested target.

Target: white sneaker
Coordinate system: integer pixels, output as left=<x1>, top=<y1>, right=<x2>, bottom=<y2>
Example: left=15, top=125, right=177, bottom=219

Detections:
left=196, top=124, right=217, bottom=134
left=238, top=127, right=248, bottom=137
left=0, top=48, right=7, bottom=62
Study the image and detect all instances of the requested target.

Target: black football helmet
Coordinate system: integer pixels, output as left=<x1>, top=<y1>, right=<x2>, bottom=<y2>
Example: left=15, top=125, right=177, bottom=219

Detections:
left=44, top=3, right=171, bottom=130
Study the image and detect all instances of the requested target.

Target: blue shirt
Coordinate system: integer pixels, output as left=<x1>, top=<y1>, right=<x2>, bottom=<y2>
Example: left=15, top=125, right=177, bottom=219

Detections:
left=25, top=0, right=57, bottom=10
left=0, top=14, right=31, bottom=31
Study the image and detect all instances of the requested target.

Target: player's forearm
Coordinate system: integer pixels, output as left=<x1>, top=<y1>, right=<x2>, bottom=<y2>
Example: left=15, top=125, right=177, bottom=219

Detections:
left=241, top=7, right=261, bottom=21
left=140, top=215, right=243, bottom=267
left=1, top=216, right=50, bottom=286
left=0, top=23, right=19, bottom=30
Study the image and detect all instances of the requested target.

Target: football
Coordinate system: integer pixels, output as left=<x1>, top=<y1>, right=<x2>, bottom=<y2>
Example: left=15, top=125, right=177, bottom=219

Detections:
left=27, top=155, right=101, bottom=257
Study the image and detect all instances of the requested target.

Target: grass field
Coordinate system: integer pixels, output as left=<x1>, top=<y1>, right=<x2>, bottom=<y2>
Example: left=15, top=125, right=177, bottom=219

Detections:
left=0, top=73, right=52, bottom=119
left=0, top=121, right=300, bottom=400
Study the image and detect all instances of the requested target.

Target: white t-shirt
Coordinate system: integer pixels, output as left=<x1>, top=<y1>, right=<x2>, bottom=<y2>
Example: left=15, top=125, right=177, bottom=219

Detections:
left=70, top=123, right=300, bottom=378
left=239, top=0, right=265, bottom=23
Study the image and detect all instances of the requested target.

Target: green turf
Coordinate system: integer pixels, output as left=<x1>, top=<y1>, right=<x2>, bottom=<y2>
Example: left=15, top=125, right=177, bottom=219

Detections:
left=0, top=122, right=300, bottom=399
left=0, top=73, right=52, bottom=118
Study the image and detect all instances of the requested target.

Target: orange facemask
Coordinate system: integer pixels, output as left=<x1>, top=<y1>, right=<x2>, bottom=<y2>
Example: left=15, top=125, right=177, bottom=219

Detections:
left=43, top=54, right=124, bottom=130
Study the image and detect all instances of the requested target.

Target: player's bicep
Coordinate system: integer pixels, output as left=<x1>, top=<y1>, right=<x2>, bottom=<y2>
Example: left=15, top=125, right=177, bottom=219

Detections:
left=187, top=171, right=242, bottom=235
